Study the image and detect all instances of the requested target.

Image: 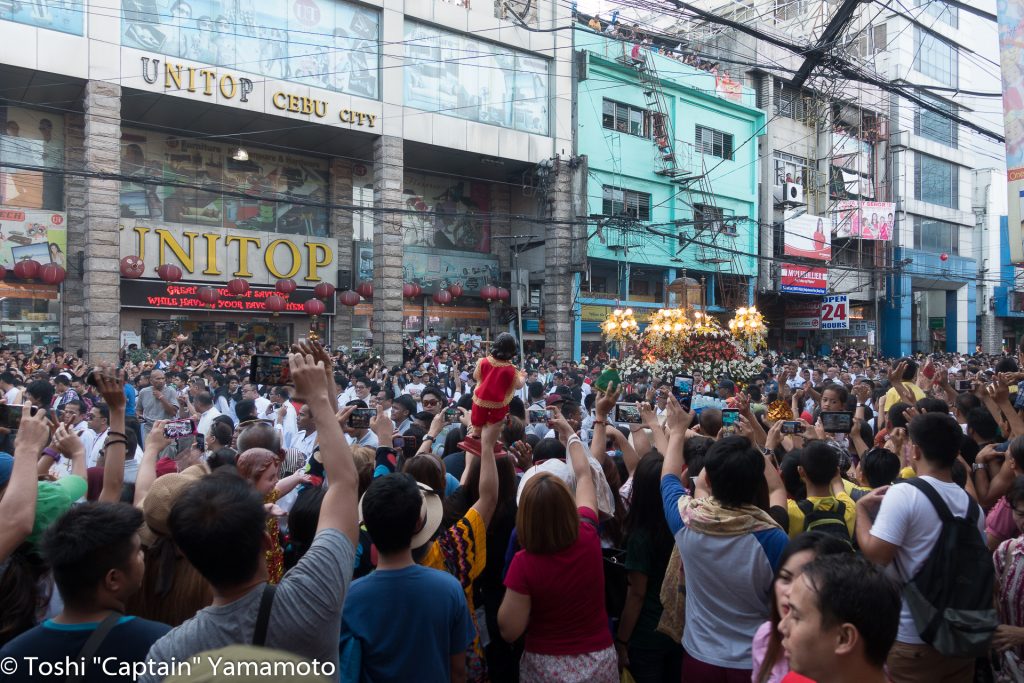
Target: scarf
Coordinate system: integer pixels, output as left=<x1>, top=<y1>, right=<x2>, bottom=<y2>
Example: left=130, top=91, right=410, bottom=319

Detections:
left=678, top=495, right=781, bottom=536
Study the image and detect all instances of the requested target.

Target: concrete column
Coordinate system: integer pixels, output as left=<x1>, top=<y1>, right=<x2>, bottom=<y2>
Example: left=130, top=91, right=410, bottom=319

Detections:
left=489, top=184, right=513, bottom=340
left=757, top=75, right=775, bottom=292
left=978, top=313, right=1002, bottom=354
left=881, top=273, right=912, bottom=357
left=372, top=136, right=404, bottom=366
left=960, top=284, right=976, bottom=354
left=945, top=290, right=958, bottom=353
left=81, top=81, right=123, bottom=364
left=62, top=114, right=87, bottom=352
left=543, top=156, right=574, bottom=360
left=329, top=158, right=354, bottom=349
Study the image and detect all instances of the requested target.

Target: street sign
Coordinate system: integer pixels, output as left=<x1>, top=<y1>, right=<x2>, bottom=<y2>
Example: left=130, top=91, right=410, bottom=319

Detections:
left=820, top=295, right=849, bottom=330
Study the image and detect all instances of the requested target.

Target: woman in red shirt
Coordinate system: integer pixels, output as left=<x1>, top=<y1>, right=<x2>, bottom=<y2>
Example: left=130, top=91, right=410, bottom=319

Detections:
left=498, top=409, right=616, bottom=683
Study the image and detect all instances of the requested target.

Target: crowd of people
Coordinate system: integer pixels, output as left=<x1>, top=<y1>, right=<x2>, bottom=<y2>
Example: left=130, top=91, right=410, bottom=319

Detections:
left=0, top=333, right=1023, bottom=682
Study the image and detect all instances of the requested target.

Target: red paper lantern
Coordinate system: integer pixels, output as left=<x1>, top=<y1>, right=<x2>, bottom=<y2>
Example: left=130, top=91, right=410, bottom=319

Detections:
left=448, top=283, right=464, bottom=298
left=314, top=282, right=336, bottom=300
left=227, top=278, right=249, bottom=296
left=39, top=263, right=66, bottom=285
left=304, top=298, right=326, bottom=317
left=433, top=289, right=453, bottom=306
left=411, top=283, right=422, bottom=298
left=265, top=294, right=287, bottom=314
left=356, top=281, right=373, bottom=299
left=13, top=259, right=40, bottom=281
left=155, top=263, right=182, bottom=283
left=198, top=286, right=220, bottom=306
left=940, top=253, right=949, bottom=262
left=403, top=282, right=416, bottom=298
left=339, top=290, right=361, bottom=307
left=120, top=256, right=145, bottom=279
left=275, top=278, right=297, bottom=295
left=496, top=287, right=510, bottom=302
left=480, top=284, right=498, bottom=302
left=0, top=266, right=6, bottom=280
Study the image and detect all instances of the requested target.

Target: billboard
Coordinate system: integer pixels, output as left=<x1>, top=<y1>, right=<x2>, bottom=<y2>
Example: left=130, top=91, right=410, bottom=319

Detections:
left=998, top=0, right=1024, bottom=262
left=0, top=208, right=68, bottom=269
left=354, top=242, right=500, bottom=296
left=780, top=263, right=828, bottom=295
left=121, top=0, right=380, bottom=98
left=2, top=0, right=83, bottom=35
left=402, top=172, right=492, bottom=254
left=783, top=210, right=830, bottom=261
left=784, top=300, right=821, bottom=330
left=833, top=201, right=895, bottom=241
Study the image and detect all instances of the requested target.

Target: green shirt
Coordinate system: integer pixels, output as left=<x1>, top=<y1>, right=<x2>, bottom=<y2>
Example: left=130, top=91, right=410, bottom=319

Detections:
left=624, top=528, right=677, bottom=650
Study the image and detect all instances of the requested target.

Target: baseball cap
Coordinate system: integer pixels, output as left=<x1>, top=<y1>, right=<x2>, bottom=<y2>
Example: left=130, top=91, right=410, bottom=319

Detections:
left=545, top=393, right=565, bottom=406
left=29, top=475, right=87, bottom=545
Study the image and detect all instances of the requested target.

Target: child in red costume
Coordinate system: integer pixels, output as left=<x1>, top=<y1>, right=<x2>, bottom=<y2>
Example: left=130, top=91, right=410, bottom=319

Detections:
left=460, top=332, right=524, bottom=456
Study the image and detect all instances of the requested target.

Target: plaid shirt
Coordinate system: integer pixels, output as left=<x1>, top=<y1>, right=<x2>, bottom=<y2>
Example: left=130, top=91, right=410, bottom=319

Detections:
left=53, top=388, right=80, bottom=411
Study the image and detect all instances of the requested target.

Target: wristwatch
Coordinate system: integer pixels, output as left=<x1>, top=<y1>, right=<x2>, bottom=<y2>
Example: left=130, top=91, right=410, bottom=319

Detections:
left=971, top=462, right=984, bottom=472
left=423, top=434, right=435, bottom=442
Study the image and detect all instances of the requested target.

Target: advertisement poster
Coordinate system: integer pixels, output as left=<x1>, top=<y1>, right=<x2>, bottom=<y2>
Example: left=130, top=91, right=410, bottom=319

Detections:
left=998, top=0, right=1024, bottom=262
left=784, top=300, right=821, bottom=330
left=783, top=210, right=830, bottom=261
left=354, top=243, right=499, bottom=296
left=403, top=172, right=492, bottom=253
left=0, top=107, right=65, bottom=211
left=780, top=263, right=828, bottom=295
left=833, top=200, right=895, bottom=241
left=0, top=208, right=68, bottom=269
left=119, top=127, right=329, bottom=237
left=121, top=0, right=379, bottom=98
left=2, top=0, right=83, bottom=34
left=404, top=22, right=549, bottom=135
left=820, top=294, right=850, bottom=330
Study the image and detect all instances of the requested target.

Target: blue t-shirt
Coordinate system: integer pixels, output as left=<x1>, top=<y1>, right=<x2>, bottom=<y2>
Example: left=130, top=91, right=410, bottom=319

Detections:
left=124, top=383, right=138, bottom=418
left=0, top=615, right=169, bottom=683
left=341, top=564, right=474, bottom=682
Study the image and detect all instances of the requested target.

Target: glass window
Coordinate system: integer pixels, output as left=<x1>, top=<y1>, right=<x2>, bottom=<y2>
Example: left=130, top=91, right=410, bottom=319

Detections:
left=695, top=125, right=733, bottom=159
left=775, top=152, right=810, bottom=186
left=913, top=216, right=959, bottom=255
left=914, top=94, right=958, bottom=148
left=776, top=85, right=805, bottom=120
left=602, top=186, right=651, bottom=221
left=913, top=27, right=958, bottom=87
left=922, top=1, right=958, bottom=28
left=0, top=107, right=65, bottom=212
left=353, top=184, right=374, bottom=242
left=914, top=153, right=959, bottom=209
left=601, top=99, right=651, bottom=138
left=119, top=128, right=330, bottom=236
left=404, top=22, right=549, bottom=135
left=121, top=0, right=380, bottom=99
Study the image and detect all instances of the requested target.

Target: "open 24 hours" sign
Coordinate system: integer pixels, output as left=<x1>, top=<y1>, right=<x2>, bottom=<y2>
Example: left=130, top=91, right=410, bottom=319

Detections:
left=820, top=295, right=850, bottom=330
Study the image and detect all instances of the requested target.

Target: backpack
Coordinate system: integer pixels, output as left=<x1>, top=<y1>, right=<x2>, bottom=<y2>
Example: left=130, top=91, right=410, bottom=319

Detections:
left=796, top=498, right=851, bottom=540
left=899, top=478, right=997, bottom=658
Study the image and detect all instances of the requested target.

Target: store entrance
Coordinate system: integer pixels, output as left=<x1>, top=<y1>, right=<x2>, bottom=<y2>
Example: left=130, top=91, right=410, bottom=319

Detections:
left=141, top=319, right=293, bottom=347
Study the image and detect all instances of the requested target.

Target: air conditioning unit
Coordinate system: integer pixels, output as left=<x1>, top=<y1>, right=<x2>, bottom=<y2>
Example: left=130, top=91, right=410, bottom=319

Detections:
left=782, top=182, right=805, bottom=205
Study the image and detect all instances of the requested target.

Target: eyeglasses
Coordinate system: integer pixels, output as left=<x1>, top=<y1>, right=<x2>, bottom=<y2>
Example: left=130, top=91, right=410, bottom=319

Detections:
left=421, top=399, right=439, bottom=407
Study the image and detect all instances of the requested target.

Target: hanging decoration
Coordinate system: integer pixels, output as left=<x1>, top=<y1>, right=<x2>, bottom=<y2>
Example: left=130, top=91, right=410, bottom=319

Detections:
left=197, top=286, right=220, bottom=306
left=403, top=282, right=417, bottom=298
left=13, top=259, right=40, bottom=281
left=275, top=278, right=297, bottom=295
left=39, top=263, right=67, bottom=286
left=356, top=281, right=374, bottom=299
left=496, top=287, right=510, bottom=302
left=447, top=283, right=464, bottom=299
left=265, top=294, right=287, bottom=315
left=120, top=256, right=145, bottom=279
left=304, top=298, right=326, bottom=342
left=314, top=282, right=336, bottom=300
left=227, top=278, right=250, bottom=296
left=433, top=289, right=453, bottom=306
left=339, top=290, right=361, bottom=307
left=155, top=263, right=182, bottom=283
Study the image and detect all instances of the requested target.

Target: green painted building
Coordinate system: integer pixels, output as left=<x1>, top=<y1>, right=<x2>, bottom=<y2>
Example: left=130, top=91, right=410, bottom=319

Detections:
left=574, top=26, right=765, bottom=359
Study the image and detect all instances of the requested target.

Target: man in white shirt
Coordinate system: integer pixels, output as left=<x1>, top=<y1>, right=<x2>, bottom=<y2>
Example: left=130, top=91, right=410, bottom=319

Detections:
left=62, top=399, right=97, bottom=458
left=193, top=392, right=222, bottom=437
left=86, top=403, right=110, bottom=469
left=280, top=403, right=318, bottom=460
left=266, top=386, right=298, bottom=435
left=855, top=412, right=985, bottom=682
left=0, top=371, right=21, bottom=405
left=240, top=382, right=271, bottom=419
left=424, top=327, right=441, bottom=352
left=403, top=371, right=426, bottom=400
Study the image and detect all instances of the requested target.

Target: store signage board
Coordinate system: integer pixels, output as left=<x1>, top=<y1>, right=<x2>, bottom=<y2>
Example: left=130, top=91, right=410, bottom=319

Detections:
left=121, top=280, right=336, bottom=316
left=779, top=264, right=827, bottom=295
left=119, top=224, right=339, bottom=288
left=820, top=295, right=850, bottom=330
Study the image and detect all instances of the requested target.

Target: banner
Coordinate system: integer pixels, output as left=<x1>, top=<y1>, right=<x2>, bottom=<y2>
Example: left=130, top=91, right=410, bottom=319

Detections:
left=0, top=208, right=68, bottom=270
left=784, top=300, right=821, bottom=330
left=402, top=172, right=492, bottom=254
left=833, top=200, right=895, bottom=241
left=998, top=0, right=1024, bottom=262
left=783, top=210, right=830, bottom=261
left=780, top=263, right=827, bottom=295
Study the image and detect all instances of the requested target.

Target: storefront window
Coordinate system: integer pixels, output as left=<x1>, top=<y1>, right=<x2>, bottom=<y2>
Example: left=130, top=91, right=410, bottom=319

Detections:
left=121, top=0, right=380, bottom=99
left=141, top=319, right=293, bottom=347
left=1, top=107, right=65, bottom=212
left=0, top=297, right=60, bottom=349
left=119, top=128, right=329, bottom=236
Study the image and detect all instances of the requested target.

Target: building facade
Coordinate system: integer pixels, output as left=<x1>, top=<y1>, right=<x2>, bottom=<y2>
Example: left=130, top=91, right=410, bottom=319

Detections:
left=0, top=0, right=576, bottom=364
left=573, top=25, right=764, bottom=359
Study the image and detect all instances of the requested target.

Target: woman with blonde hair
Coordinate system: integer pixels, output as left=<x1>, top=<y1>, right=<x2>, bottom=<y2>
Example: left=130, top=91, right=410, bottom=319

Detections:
left=498, top=409, right=616, bottom=682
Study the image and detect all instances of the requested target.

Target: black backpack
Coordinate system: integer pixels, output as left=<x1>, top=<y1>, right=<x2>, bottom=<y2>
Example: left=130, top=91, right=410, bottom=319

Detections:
left=899, top=478, right=997, bottom=658
left=796, top=497, right=851, bottom=540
